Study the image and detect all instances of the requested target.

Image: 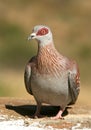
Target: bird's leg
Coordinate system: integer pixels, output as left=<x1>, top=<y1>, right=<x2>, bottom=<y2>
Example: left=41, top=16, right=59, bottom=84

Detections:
left=51, top=107, right=64, bottom=120
left=34, top=101, right=41, bottom=118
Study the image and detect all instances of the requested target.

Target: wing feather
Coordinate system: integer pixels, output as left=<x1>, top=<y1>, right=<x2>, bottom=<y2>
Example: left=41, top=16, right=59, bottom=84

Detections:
left=24, top=56, right=36, bottom=95
left=68, top=69, right=80, bottom=105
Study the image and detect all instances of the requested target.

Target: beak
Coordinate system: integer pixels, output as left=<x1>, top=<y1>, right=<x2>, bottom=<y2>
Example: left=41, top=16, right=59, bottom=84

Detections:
left=28, top=33, right=36, bottom=40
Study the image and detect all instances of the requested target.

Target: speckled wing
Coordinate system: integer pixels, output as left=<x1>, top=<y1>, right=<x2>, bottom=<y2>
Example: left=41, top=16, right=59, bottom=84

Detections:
left=24, top=56, right=36, bottom=95
left=68, top=69, right=80, bottom=105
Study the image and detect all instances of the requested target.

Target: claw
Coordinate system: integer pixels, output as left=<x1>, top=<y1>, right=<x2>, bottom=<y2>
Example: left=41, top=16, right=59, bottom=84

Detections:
left=51, top=109, right=64, bottom=120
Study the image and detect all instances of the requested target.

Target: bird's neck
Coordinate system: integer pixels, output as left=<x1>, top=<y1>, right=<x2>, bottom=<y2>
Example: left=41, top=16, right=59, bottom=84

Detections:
left=37, top=41, right=55, bottom=55
left=37, top=35, right=54, bottom=48
left=36, top=43, right=64, bottom=76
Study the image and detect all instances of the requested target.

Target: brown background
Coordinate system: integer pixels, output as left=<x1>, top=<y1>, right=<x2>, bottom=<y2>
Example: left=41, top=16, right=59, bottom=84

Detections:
left=0, top=0, right=91, bottom=106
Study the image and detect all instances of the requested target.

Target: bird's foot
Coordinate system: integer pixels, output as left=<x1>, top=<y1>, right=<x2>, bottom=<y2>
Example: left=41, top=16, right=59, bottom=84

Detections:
left=33, top=114, right=45, bottom=119
left=51, top=110, right=64, bottom=120
left=33, top=102, right=42, bottom=118
left=51, top=115, right=64, bottom=120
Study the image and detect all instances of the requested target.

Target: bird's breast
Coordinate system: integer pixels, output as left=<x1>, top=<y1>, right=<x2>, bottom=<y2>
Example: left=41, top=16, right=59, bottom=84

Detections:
left=31, top=70, right=68, bottom=93
left=36, top=54, right=68, bottom=78
left=31, top=72, right=69, bottom=105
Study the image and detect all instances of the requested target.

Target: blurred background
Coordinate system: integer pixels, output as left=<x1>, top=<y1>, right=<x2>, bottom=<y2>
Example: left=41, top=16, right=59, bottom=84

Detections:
left=0, top=0, right=91, bottom=105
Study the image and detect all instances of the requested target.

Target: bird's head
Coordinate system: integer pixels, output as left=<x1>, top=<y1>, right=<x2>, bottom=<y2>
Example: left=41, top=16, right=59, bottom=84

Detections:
left=28, top=25, right=53, bottom=46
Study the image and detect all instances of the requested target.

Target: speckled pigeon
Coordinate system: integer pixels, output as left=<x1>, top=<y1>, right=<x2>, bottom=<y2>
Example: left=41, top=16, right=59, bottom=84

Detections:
left=24, top=25, right=80, bottom=119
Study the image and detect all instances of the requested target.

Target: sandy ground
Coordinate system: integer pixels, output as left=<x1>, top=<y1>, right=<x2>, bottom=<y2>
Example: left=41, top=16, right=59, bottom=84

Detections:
left=0, top=97, right=91, bottom=130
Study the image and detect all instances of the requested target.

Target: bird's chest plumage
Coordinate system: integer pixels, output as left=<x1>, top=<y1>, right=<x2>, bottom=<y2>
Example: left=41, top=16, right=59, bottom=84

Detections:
left=31, top=69, right=70, bottom=105
left=30, top=46, right=71, bottom=105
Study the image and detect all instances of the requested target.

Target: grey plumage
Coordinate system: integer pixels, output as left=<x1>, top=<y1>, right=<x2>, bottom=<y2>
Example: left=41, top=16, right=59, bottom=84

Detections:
left=24, top=25, right=80, bottom=119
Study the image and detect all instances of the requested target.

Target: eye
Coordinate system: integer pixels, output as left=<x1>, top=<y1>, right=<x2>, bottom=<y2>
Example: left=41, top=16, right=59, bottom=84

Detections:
left=36, top=28, right=49, bottom=36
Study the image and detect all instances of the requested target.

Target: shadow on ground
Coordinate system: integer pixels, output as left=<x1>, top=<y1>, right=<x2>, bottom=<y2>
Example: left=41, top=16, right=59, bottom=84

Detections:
left=5, top=104, right=70, bottom=118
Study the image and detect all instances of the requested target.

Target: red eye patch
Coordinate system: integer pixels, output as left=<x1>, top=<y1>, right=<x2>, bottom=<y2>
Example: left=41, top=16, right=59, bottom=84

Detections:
left=36, top=28, right=49, bottom=36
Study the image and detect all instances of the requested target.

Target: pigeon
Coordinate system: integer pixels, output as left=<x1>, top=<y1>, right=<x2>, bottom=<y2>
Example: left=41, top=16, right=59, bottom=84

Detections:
left=24, top=25, right=80, bottom=119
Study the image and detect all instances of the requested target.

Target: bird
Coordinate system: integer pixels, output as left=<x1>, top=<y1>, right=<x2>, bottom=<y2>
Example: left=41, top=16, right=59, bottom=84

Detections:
left=24, top=25, right=80, bottom=119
